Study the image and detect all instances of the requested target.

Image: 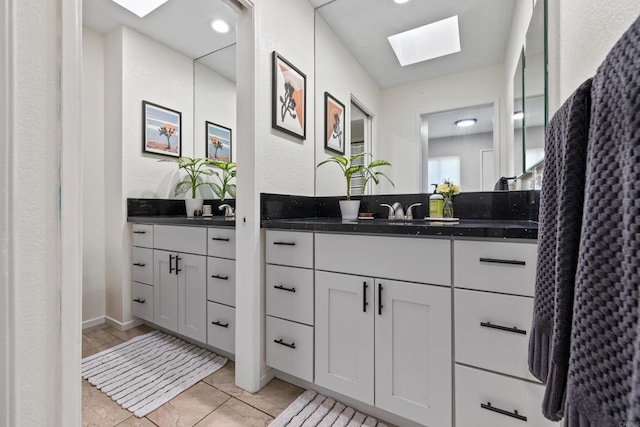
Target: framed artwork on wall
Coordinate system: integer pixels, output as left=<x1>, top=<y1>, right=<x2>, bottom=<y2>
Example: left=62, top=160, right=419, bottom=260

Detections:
left=272, top=51, right=306, bottom=140
left=142, top=101, right=182, bottom=158
left=206, top=121, right=232, bottom=162
left=324, top=92, right=346, bottom=155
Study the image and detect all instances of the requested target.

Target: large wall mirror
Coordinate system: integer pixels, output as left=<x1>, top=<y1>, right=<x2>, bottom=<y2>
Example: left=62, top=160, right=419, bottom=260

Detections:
left=312, top=0, right=547, bottom=196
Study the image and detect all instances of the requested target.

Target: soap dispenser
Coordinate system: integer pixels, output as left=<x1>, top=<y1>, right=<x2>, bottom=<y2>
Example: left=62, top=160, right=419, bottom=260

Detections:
left=429, top=184, right=444, bottom=218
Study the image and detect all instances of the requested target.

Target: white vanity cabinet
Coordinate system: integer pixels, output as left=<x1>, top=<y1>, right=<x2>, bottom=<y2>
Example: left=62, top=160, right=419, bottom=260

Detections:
left=131, top=224, right=154, bottom=322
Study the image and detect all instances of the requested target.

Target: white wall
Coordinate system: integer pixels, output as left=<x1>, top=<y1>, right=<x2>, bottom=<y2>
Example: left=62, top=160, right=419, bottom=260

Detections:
left=256, top=0, right=315, bottom=196
left=378, top=63, right=505, bottom=194
left=82, top=27, right=106, bottom=324
left=314, top=14, right=382, bottom=197
left=428, top=132, right=494, bottom=192
left=194, top=62, right=237, bottom=161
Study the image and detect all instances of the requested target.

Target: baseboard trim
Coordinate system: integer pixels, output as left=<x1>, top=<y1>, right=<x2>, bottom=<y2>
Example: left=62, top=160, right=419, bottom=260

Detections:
left=260, top=368, right=275, bottom=389
left=82, top=316, right=105, bottom=330
left=104, top=316, right=142, bottom=332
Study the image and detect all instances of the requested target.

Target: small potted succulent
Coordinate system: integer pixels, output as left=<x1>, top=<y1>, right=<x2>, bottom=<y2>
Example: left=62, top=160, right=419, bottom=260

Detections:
left=316, top=153, right=394, bottom=219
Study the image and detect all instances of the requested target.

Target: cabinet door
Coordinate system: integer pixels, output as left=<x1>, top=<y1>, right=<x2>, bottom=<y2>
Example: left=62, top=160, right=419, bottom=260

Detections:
left=375, top=279, right=452, bottom=426
left=153, top=249, right=178, bottom=332
left=177, top=253, right=207, bottom=343
left=315, top=271, right=374, bottom=405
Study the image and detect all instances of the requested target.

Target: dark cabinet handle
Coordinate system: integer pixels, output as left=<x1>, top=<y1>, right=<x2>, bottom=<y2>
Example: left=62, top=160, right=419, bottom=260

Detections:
left=133, top=262, right=146, bottom=267
left=211, top=320, right=229, bottom=328
left=363, top=282, right=368, bottom=313
left=274, top=285, right=296, bottom=293
left=273, top=241, right=295, bottom=246
left=481, top=402, right=527, bottom=421
left=211, top=274, right=229, bottom=281
left=133, top=231, right=146, bottom=234
left=169, top=254, right=174, bottom=274
left=175, top=256, right=181, bottom=274
left=481, top=322, right=527, bottom=335
left=479, top=257, right=526, bottom=266
left=211, top=237, right=230, bottom=242
left=378, top=283, right=383, bottom=315
left=274, top=339, right=296, bottom=349
left=133, top=298, right=145, bottom=304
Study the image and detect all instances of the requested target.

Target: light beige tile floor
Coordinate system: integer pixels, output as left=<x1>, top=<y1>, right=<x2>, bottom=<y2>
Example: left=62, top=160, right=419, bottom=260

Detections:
left=81, top=324, right=304, bottom=427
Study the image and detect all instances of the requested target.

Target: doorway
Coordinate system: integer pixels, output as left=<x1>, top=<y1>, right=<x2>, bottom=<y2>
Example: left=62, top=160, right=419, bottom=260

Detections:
left=349, top=99, right=372, bottom=196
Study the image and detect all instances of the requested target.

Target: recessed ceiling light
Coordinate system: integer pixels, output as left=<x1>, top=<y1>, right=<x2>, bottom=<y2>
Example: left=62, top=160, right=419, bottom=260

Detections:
left=394, top=0, right=411, bottom=4
left=388, top=15, right=461, bottom=67
left=210, top=19, right=230, bottom=34
left=112, top=0, right=168, bottom=18
left=455, top=118, right=477, bottom=127
left=513, top=111, right=524, bottom=120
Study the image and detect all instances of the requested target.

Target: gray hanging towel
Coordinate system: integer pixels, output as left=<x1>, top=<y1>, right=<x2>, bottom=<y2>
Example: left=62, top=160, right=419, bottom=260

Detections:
left=563, top=15, right=640, bottom=427
left=527, top=78, right=592, bottom=422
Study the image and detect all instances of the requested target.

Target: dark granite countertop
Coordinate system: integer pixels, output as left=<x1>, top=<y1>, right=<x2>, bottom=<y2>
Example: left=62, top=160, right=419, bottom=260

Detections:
left=261, top=218, right=538, bottom=239
left=128, top=215, right=236, bottom=227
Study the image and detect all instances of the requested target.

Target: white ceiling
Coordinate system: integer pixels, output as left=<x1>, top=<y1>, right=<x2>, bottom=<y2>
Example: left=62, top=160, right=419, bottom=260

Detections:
left=315, top=0, right=516, bottom=89
left=426, top=104, right=495, bottom=139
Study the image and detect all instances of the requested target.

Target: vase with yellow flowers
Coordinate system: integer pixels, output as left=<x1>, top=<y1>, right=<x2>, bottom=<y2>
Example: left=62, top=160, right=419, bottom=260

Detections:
left=436, top=179, right=461, bottom=218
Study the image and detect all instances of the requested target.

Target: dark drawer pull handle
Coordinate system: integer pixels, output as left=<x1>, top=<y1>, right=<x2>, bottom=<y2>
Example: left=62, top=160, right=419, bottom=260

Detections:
left=273, top=241, right=295, bottom=246
left=481, top=322, right=527, bottom=335
left=378, top=283, right=383, bottom=315
left=169, top=254, right=174, bottom=274
left=133, top=231, right=146, bottom=234
left=363, top=282, right=368, bottom=313
left=211, top=321, right=229, bottom=328
left=211, top=237, right=230, bottom=242
left=175, top=256, right=181, bottom=274
left=274, top=339, right=296, bottom=349
left=133, top=298, right=146, bottom=304
left=274, top=285, right=296, bottom=293
left=479, top=257, right=526, bottom=266
left=211, top=274, right=229, bottom=281
left=481, top=402, right=527, bottom=422
left=133, top=262, right=146, bottom=267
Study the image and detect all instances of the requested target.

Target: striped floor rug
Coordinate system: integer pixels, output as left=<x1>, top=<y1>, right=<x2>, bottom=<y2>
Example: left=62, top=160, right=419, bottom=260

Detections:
left=270, top=390, right=388, bottom=427
left=81, top=330, right=227, bottom=417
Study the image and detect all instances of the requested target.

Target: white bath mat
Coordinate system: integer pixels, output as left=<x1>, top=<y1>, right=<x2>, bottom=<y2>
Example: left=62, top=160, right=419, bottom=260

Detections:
left=270, top=390, right=388, bottom=427
left=81, top=330, right=227, bottom=417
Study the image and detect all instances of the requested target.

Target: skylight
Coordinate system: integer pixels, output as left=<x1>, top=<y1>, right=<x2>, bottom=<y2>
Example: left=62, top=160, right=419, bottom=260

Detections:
left=112, top=0, right=169, bottom=18
left=388, top=16, right=461, bottom=67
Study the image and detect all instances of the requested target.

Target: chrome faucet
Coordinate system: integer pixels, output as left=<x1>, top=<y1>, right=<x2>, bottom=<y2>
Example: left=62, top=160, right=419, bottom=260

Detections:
left=380, top=203, right=404, bottom=220
left=219, top=204, right=235, bottom=217
left=405, top=203, right=422, bottom=220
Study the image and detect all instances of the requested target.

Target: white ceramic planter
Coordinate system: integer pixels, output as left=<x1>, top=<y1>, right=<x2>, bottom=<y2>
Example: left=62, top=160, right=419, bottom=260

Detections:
left=339, top=200, right=361, bottom=220
left=185, top=198, right=203, bottom=217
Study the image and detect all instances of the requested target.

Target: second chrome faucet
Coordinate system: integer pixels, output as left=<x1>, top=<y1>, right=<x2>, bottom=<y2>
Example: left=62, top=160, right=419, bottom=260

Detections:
left=380, top=202, right=422, bottom=220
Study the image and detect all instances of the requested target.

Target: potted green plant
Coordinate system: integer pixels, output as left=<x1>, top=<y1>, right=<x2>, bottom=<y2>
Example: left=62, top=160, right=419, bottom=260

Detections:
left=208, top=160, right=237, bottom=201
left=316, top=153, right=394, bottom=219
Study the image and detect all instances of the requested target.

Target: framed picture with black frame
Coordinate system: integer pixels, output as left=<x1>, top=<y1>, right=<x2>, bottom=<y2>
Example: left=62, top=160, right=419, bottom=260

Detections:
left=142, top=100, right=182, bottom=158
left=272, top=51, right=306, bottom=140
left=205, top=121, right=232, bottom=162
left=324, top=92, right=346, bottom=155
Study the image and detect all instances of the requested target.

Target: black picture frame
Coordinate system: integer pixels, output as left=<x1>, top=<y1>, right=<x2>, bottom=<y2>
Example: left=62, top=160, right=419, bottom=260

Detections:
left=205, top=121, right=232, bottom=162
left=272, top=51, right=306, bottom=140
left=324, top=92, right=346, bottom=155
left=142, top=100, right=182, bottom=158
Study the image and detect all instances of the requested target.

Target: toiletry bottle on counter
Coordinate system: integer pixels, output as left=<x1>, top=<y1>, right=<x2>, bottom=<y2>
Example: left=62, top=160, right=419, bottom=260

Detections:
left=429, top=184, right=443, bottom=218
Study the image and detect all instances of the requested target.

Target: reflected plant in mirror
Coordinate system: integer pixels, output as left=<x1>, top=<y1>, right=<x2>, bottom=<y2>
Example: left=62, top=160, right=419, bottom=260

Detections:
left=209, top=161, right=237, bottom=201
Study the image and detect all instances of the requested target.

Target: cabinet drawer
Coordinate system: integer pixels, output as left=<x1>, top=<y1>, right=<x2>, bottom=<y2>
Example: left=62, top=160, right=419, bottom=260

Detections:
left=208, top=228, right=236, bottom=259
left=455, top=289, right=535, bottom=381
left=454, top=240, right=537, bottom=296
left=266, top=231, right=313, bottom=269
left=207, top=257, right=236, bottom=307
left=132, top=224, right=153, bottom=248
left=266, top=265, right=314, bottom=326
left=131, top=282, right=153, bottom=322
left=207, top=302, right=235, bottom=355
left=131, top=247, right=153, bottom=285
left=315, top=233, right=451, bottom=285
left=154, top=225, right=207, bottom=255
left=456, top=365, right=553, bottom=427
left=266, top=316, right=313, bottom=382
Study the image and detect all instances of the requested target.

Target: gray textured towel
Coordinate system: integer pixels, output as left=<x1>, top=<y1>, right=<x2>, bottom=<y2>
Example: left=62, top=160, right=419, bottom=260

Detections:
left=563, top=16, right=640, bottom=426
left=528, top=79, right=592, bottom=421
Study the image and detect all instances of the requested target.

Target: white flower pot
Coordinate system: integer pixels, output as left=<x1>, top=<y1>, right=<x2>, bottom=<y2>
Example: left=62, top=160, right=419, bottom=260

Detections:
left=185, top=198, right=203, bottom=217
left=339, top=200, right=360, bottom=220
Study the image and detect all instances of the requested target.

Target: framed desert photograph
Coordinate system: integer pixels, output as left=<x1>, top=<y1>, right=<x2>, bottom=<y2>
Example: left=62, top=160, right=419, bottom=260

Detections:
left=142, top=101, right=182, bottom=158
left=206, top=121, right=232, bottom=162
left=272, top=51, right=306, bottom=140
left=324, top=92, right=346, bottom=155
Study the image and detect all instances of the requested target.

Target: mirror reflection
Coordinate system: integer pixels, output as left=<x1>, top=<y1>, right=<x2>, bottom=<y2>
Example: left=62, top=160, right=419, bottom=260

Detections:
left=313, top=0, right=545, bottom=195
left=513, top=49, right=525, bottom=176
